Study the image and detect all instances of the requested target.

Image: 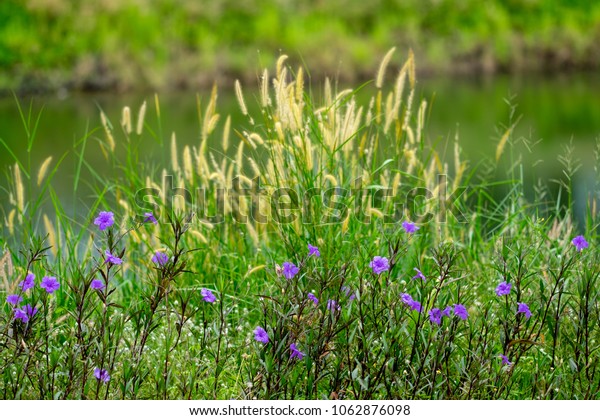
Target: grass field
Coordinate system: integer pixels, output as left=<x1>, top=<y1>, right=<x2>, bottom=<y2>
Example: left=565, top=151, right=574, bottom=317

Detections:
left=1, top=50, right=599, bottom=399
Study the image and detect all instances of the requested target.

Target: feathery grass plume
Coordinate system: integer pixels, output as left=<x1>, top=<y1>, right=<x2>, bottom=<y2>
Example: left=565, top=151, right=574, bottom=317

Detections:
left=341, top=213, right=350, bottom=233
left=189, top=229, right=208, bottom=244
left=0, top=247, right=13, bottom=290
left=261, top=68, right=271, bottom=107
left=121, top=106, right=132, bottom=134
left=37, top=156, right=53, bottom=186
left=183, top=145, right=193, bottom=183
left=376, top=47, right=396, bottom=89
left=154, top=93, right=161, bottom=120
left=202, top=85, right=219, bottom=141
left=248, top=157, right=261, bottom=178
left=496, top=124, right=515, bottom=162
left=275, top=122, right=285, bottom=142
left=100, top=111, right=116, bottom=152
left=118, top=199, right=130, bottom=213
left=235, top=79, right=248, bottom=116
left=136, top=101, right=146, bottom=135
left=416, top=100, right=427, bottom=144
left=323, top=174, right=338, bottom=187
left=14, top=164, right=24, bottom=222
left=391, top=66, right=407, bottom=121
left=43, top=213, right=57, bottom=256
left=6, top=209, right=15, bottom=235
left=295, top=67, right=304, bottom=104
left=367, top=207, right=384, bottom=219
left=384, top=91, right=394, bottom=134
left=245, top=265, right=266, bottom=278
left=171, top=132, right=179, bottom=172
left=248, top=133, right=265, bottom=146
left=402, top=89, right=415, bottom=135
left=407, top=49, right=416, bottom=89
left=276, top=54, right=288, bottom=80
left=235, top=142, right=245, bottom=175
left=222, top=115, right=231, bottom=152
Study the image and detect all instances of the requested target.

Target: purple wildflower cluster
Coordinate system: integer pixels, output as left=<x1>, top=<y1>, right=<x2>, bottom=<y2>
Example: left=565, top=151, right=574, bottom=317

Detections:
left=412, top=268, right=426, bottom=281
left=8, top=272, right=56, bottom=324
left=402, top=221, right=419, bottom=234
left=94, top=368, right=110, bottom=383
left=428, top=304, right=469, bottom=325
left=94, top=211, right=115, bottom=231
left=495, top=281, right=511, bottom=296
left=152, top=251, right=169, bottom=266
left=254, top=326, right=269, bottom=344
left=201, top=288, right=216, bottom=303
left=290, top=343, right=305, bottom=360
left=401, top=293, right=422, bottom=312
left=572, top=235, right=589, bottom=252
left=369, top=256, right=390, bottom=275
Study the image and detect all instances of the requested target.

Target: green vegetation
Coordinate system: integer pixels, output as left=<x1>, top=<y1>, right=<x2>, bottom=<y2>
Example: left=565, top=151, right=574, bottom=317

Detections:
left=1, top=0, right=600, bottom=92
left=1, top=52, right=599, bottom=399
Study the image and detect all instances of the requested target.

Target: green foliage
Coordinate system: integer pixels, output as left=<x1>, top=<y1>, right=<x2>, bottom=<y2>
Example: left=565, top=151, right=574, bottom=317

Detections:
left=1, top=0, right=600, bottom=91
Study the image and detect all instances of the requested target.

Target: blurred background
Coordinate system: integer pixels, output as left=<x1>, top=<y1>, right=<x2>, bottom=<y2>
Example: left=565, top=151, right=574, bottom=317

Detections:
left=1, top=0, right=600, bottom=214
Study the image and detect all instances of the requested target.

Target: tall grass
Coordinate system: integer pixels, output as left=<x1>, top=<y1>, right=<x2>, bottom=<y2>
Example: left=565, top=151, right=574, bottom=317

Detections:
left=0, top=50, right=599, bottom=399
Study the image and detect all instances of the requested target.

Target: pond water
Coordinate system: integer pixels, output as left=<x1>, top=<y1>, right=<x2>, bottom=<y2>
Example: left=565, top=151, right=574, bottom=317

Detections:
left=1, top=73, right=599, bottom=218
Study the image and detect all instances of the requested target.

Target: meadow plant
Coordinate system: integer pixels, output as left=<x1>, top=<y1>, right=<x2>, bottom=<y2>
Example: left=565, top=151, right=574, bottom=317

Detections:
left=0, top=50, right=599, bottom=400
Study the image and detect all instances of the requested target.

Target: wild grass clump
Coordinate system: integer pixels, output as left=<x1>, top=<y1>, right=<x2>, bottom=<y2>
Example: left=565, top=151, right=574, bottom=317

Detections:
left=1, top=49, right=599, bottom=399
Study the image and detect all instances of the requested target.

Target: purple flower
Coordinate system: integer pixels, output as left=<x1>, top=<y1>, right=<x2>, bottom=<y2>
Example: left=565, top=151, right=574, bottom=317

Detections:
left=282, top=262, right=299, bottom=279
left=308, top=244, right=320, bottom=258
left=201, top=288, right=216, bottom=303
left=307, top=292, right=319, bottom=306
left=19, top=273, right=35, bottom=291
left=517, top=302, right=532, bottom=319
left=401, top=293, right=422, bottom=312
left=495, top=281, right=511, bottom=297
left=90, top=279, right=105, bottom=290
left=94, top=368, right=110, bottom=383
left=151, top=251, right=169, bottom=266
left=572, top=235, right=589, bottom=252
left=412, top=268, right=426, bottom=281
left=341, top=286, right=356, bottom=301
left=290, top=343, right=305, bottom=360
left=13, top=304, right=38, bottom=323
left=6, top=294, right=23, bottom=306
left=94, top=211, right=114, bottom=231
left=454, top=304, right=469, bottom=320
left=369, top=256, right=390, bottom=275
left=254, top=326, right=269, bottom=344
left=500, top=354, right=512, bottom=366
left=442, top=306, right=453, bottom=317
left=105, top=250, right=123, bottom=265
left=402, top=221, right=419, bottom=234
left=429, top=308, right=443, bottom=325
left=327, top=299, right=340, bottom=311
left=13, top=308, right=29, bottom=323
left=144, top=212, right=158, bottom=224
left=40, top=276, right=60, bottom=294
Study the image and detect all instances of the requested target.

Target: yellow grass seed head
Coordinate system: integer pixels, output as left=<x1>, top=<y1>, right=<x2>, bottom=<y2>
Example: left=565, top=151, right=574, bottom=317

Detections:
left=14, top=164, right=24, bottom=221
left=260, top=68, right=271, bottom=107
left=43, top=214, right=57, bottom=256
left=235, top=79, right=248, bottom=116
left=100, top=111, right=116, bottom=152
left=222, top=115, right=231, bottom=152
left=295, top=67, right=304, bottom=104
left=171, top=132, right=179, bottom=172
left=136, top=101, right=146, bottom=135
left=6, top=209, right=15, bottom=235
left=37, top=156, right=53, bottom=186
left=183, top=145, right=194, bottom=183
left=276, top=55, right=288, bottom=80
left=376, top=47, right=396, bottom=89
left=121, top=106, right=132, bottom=134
